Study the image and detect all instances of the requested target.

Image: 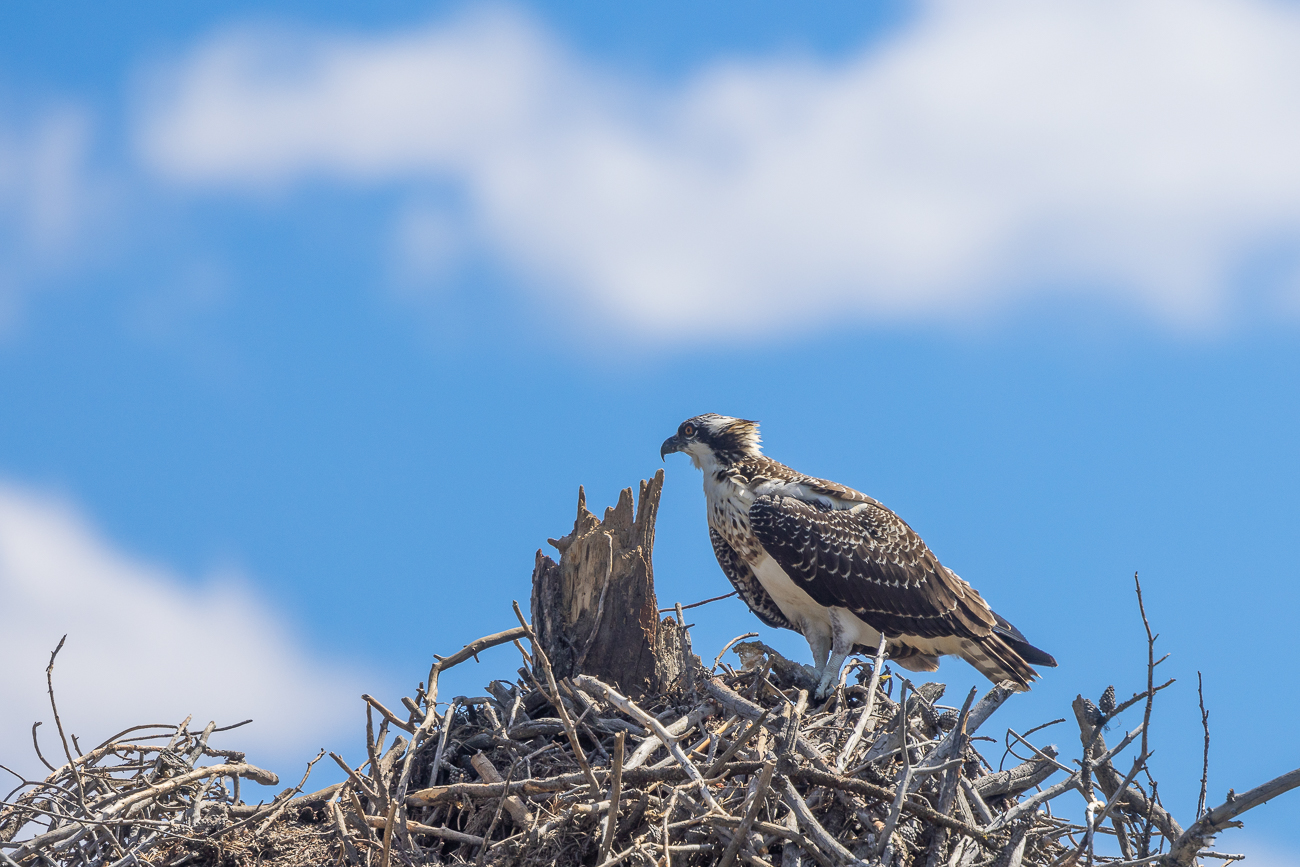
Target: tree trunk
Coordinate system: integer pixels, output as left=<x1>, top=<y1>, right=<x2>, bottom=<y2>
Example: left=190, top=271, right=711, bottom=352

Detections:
left=530, top=469, right=698, bottom=698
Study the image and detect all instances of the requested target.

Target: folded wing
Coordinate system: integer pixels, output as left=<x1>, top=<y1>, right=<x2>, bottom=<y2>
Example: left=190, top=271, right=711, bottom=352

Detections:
left=749, top=493, right=1055, bottom=687
left=749, top=494, right=996, bottom=639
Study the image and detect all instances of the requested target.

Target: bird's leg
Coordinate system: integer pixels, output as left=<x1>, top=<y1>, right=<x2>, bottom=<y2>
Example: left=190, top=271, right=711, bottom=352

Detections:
left=816, top=611, right=854, bottom=699
left=802, top=620, right=833, bottom=685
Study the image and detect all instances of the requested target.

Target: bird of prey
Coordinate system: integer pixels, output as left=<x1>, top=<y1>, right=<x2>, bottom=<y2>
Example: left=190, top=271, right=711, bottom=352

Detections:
left=661, top=413, right=1056, bottom=697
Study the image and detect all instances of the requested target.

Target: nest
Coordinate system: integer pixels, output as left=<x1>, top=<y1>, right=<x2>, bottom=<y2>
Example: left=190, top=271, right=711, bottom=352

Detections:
left=4, top=474, right=1292, bottom=866
left=1, top=603, right=1280, bottom=867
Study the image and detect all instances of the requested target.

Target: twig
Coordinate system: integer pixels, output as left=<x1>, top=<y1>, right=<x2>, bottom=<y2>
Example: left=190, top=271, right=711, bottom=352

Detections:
left=959, top=776, right=994, bottom=826
left=704, top=678, right=832, bottom=772
left=924, top=688, right=977, bottom=867
left=43, top=638, right=87, bottom=814
left=1165, top=766, right=1300, bottom=866
left=7, top=763, right=278, bottom=861
left=329, top=798, right=361, bottom=863
left=1091, top=753, right=1149, bottom=842
left=598, top=731, right=626, bottom=864
left=661, top=590, right=738, bottom=615
left=837, top=632, right=887, bottom=773
left=396, top=625, right=530, bottom=805
left=1004, top=730, right=1072, bottom=777
left=429, top=626, right=531, bottom=682
left=662, top=787, right=678, bottom=867
left=475, top=760, right=515, bottom=866
left=707, top=711, right=771, bottom=778
left=779, top=778, right=855, bottom=864
left=514, top=601, right=603, bottom=798
left=379, top=798, right=399, bottom=867
left=987, top=772, right=1081, bottom=832
left=365, top=704, right=390, bottom=815
left=1134, top=574, right=1156, bottom=767
left=1084, top=680, right=1176, bottom=753
left=1196, top=672, right=1210, bottom=820
left=240, top=749, right=327, bottom=836
left=328, top=752, right=380, bottom=803
left=29, top=723, right=55, bottom=773
left=876, top=679, right=914, bottom=860
left=469, top=753, right=532, bottom=827
left=366, top=816, right=488, bottom=847
left=713, top=633, right=761, bottom=674
left=625, top=705, right=713, bottom=771
left=718, top=760, right=775, bottom=867
left=430, top=701, right=457, bottom=789
left=363, top=694, right=416, bottom=735
left=575, top=674, right=723, bottom=812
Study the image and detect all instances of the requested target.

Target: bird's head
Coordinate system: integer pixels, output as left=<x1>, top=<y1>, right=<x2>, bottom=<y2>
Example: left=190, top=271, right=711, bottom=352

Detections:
left=660, top=414, right=762, bottom=469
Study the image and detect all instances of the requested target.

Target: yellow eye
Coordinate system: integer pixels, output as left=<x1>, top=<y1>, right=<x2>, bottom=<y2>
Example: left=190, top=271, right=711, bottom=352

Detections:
left=682, top=424, right=696, bottom=437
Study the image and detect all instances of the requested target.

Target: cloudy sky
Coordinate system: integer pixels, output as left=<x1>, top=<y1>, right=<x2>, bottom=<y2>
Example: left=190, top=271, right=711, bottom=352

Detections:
left=3, top=1, right=1300, bottom=861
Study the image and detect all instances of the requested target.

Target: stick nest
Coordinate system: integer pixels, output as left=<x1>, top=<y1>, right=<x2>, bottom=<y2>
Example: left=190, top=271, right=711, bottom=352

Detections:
left=5, top=603, right=1252, bottom=867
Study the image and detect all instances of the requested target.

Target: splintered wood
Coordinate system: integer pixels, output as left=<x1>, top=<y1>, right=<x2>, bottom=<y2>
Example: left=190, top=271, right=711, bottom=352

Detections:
left=531, top=469, right=694, bottom=698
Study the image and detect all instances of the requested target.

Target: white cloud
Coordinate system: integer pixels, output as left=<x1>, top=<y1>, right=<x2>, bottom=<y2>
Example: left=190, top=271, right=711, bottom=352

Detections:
left=0, top=483, right=365, bottom=783
left=138, top=1, right=1300, bottom=336
left=0, top=107, right=111, bottom=332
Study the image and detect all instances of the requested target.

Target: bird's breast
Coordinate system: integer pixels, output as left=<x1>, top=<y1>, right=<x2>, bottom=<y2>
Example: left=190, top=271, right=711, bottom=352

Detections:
left=704, top=478, right=765, bottom=563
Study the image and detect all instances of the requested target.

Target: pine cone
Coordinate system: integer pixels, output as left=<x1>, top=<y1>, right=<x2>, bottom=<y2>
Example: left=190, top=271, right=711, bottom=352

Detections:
left=1080, top=697, right=1103, bottom=726
left=1100, top=685, right=1117, bottom=716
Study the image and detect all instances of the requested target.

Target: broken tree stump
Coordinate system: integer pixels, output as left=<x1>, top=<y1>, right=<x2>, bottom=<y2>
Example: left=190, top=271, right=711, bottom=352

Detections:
left=530, top=468, right=698, bottom=698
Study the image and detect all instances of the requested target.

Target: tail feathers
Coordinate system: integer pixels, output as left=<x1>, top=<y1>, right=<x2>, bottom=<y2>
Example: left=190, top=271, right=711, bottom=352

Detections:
left=957, top=636, right=1043, bottom=692
left=991, top=612, right=1058, bottom=668
left=999, top=632, right=1057, bottom=668
left=854, top=621, right=1055, bottom=689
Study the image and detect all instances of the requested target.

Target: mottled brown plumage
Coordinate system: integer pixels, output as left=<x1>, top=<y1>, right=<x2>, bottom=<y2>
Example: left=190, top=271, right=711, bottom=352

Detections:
left=662, top=413, right=1056, bottom=696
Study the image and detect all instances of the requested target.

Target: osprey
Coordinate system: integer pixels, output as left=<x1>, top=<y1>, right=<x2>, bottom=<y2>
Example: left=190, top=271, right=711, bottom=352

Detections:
left=661, top=413, right=1056, bottom=697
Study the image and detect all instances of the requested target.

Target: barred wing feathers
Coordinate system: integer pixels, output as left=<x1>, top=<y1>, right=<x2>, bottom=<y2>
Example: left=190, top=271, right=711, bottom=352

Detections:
left=749, top=493, right=1053, bottom=688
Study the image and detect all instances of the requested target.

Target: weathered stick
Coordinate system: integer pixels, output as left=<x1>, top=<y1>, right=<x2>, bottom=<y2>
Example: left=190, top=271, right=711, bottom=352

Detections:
left=718, top=760, right=775, bottom=867
left=704, top=678, right=832, bottom=771
left=363, top=694, right=416, bottom=735
left=707, top=711, right=771, bottom=778
left=1163, top=767, right=1300, bottom=866
left=575, top=674, right=723, bottom=813
left=366, top=814, right=485, bottom=846
left=396, top=625, right=530, bottom=804
left=515, top=602, right=603, bottom=798
left=780, top=778, right=855, bottom=865
left=469, top=753, right=532, bottom=827
left=599, top=731, right=626, bottom=865
left=836, top=634, right=888, bottom=773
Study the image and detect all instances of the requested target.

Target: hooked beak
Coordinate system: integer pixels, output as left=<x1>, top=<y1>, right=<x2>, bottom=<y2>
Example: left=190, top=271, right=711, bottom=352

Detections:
left=660, top=435, right=683, bottom=461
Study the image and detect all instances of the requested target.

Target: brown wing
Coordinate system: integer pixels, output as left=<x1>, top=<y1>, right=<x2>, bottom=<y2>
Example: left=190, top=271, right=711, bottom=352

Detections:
left=737, top=456, right=882, bottom=506
left=748, top=494, right=997, bottom=640
left=708, top=527, right=795, bottom=631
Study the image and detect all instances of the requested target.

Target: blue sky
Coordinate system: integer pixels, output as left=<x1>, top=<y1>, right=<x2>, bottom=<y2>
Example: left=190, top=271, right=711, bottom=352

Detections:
left=3, top=1, right=1300, bottom=862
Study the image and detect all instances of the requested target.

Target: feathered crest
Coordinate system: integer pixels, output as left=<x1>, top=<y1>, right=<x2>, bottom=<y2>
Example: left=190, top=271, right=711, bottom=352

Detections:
left=696, top=414, right=762, bottom=458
